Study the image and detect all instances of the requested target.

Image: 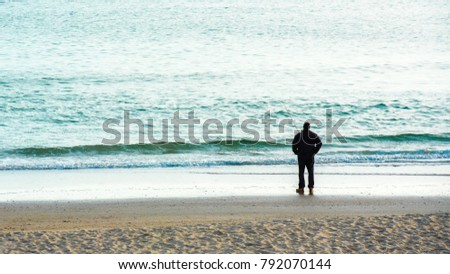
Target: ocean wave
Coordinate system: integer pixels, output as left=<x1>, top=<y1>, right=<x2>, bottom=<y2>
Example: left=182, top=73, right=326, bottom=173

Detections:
left=0, top=133, right=449, bottom=170
left=3, top=133, right=449, bottom=157
left=4, top=140, right=284, bottom=157
left=344, top=133, right=450, bottom=143
left=0, top=149, right=449, bottom=170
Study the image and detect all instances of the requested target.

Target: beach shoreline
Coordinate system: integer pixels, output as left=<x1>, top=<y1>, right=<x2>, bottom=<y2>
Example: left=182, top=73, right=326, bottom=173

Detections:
left=0, top=164, right=449, bottom=202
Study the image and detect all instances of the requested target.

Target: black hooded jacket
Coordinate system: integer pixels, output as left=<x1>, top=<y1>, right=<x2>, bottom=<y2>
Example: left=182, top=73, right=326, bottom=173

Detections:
left=292, top=130, right=322, bottom=159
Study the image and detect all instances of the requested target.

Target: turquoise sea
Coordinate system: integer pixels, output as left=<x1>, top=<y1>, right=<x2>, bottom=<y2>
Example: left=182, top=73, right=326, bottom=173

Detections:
left=1, top=0, right=449, bottom=170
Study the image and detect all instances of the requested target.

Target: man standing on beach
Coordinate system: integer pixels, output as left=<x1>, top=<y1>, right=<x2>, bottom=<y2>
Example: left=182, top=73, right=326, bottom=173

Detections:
left=292, top=121, right=322, bottom=195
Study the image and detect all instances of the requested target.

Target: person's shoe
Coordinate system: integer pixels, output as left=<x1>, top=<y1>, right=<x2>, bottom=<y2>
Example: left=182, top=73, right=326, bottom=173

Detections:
left=296, top=188, right=304, bottom=195
left=309, top=187, right=314, bottom=195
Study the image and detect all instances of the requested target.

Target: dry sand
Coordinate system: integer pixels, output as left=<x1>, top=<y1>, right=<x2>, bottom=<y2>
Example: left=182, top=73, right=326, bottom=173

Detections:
left=1, top=196, right=449, bottom=253
left=1, top=214, right=448, bottom=254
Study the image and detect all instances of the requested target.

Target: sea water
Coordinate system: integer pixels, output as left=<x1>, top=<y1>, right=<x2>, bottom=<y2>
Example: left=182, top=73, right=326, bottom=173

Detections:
left=1, top=0, right=449, bottom=170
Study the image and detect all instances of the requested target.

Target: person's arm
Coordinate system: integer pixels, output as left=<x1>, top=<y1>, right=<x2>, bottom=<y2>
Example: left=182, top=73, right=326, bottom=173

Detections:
left=314, top=135, right=322, bottom=154
left=292, top=133, right=300, bottom=154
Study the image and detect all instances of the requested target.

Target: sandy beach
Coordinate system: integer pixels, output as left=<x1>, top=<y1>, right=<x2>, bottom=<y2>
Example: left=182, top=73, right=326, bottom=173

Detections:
left=1, top=195, right=449, bottom=254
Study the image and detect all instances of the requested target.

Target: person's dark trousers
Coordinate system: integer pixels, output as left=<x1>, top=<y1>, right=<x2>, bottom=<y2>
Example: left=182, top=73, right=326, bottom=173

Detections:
left=298, top=156, right=315, bottom=189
